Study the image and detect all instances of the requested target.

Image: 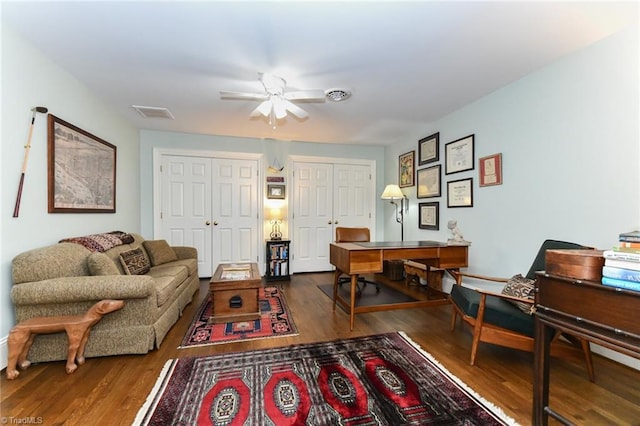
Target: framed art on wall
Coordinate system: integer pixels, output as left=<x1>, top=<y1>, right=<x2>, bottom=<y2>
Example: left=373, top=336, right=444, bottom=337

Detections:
left=447, top=177, right=473, bottom=208
left=399, top=151, right=415, bottom=187
left=417, top=164, right=441, bottom=198
left=445, top=134, right=474, bottom=175
left=48, top=115, right=116, bottom=213
left=419, top=202, right=439, bottom=230
left=479, top=153, right=503, bottom=186
left=418, top=132, right=439, bottom=165
left=267, top=184, right=286, bottom=199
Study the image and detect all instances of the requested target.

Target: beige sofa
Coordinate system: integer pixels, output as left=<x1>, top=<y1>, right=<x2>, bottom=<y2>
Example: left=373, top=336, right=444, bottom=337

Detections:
left=10, top=233, right=199, bottom=363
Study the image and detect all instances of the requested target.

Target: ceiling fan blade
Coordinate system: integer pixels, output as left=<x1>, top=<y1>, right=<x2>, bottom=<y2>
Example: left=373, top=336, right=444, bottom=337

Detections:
left=220, top=91, right=268, bottom=101
left=284, top=90, right=326, bottom=102
left=283, top=100, right=309, bottom=119
left=249, top=100, right=272, bottom=117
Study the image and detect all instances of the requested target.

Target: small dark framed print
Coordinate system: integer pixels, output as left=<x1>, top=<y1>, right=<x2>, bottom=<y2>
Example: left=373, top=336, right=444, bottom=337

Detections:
left=417, top=165, right=441, bottom=199
left=419, top=202, right=439, bottom=230
left=267, top=184, right=285, bottom=199
left=445, top=134, right=474, bottom=175
left=418, top=132, right=439, bottom=165
left=447, top=178, right=473, bottom=208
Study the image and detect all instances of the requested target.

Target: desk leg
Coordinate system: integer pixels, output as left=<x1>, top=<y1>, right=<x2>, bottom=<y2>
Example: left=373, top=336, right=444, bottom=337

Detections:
left=332, top=270, right=341, bottom=311
left=533, top=316, right=551, bottom=426
left=350, top=274, right=358, bottom=330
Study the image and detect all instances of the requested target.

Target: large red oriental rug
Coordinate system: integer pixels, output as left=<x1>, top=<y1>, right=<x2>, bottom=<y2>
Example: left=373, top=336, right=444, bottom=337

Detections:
left=135, top=332, right=518, bottom=425
left=179, top=285, right=298, bottom=348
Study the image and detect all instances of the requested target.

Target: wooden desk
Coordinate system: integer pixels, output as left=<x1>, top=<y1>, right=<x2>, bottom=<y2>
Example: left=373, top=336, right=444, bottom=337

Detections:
left=533, top=272, right=640, bottom=425
left=329, top=241, right=468, bottom=330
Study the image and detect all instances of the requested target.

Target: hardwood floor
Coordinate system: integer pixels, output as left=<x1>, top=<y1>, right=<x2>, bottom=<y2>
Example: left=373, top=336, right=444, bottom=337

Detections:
left=2, top=272, right=639, bottom=425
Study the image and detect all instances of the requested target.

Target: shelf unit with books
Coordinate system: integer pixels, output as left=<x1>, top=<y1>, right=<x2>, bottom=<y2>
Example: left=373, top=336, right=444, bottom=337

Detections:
left=266, top=240, right=290, bottom=281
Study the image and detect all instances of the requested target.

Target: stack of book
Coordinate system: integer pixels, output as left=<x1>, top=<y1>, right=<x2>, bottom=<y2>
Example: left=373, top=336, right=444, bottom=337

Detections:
left=601, top=230, right=640, bottom=292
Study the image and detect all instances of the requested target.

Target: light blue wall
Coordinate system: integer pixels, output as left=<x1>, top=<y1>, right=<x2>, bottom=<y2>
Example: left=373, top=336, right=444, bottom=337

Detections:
left=0, top=26, right=140, bottom=354
left=385, top=24, right=639, bottom=277
left=383, top=25, right=639, bottom=367
left=138, top=131, right=386, bottom=238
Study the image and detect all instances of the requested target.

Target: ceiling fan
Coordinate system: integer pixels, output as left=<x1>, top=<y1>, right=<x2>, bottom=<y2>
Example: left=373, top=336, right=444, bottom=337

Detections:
left=220, top=73, right=327, bottom=127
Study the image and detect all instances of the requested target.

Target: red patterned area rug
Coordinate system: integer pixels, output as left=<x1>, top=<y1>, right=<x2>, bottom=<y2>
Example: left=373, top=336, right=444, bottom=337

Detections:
left=136, top=332, right=519, bottom=425
left=178, top=286, right=298, bottom=348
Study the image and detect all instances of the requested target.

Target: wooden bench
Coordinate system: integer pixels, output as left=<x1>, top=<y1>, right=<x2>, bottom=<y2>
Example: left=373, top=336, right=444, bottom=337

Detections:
left=404, top=260, right=445, bottom=292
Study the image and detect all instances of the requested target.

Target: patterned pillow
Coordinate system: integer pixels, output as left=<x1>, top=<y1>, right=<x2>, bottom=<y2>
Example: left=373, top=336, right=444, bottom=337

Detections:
left=501, top=274, right=535, bottom=315
left=143, top=240, right=178, bottom=266
left=119, top=248, right=151, bottom=275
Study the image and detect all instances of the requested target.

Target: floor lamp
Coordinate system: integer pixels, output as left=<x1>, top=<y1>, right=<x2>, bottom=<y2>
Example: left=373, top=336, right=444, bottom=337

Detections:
left=381, top=184, right=408, bottom=241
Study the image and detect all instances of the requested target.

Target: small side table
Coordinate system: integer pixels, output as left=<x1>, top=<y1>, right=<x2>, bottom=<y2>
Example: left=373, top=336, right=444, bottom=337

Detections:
left=209, top=263, right=262, bottom=324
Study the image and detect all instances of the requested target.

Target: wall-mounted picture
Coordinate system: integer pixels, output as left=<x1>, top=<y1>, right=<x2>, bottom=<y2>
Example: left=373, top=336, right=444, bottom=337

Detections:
left=418, top=132, right=439, bottom=165
left=447, top=177, right=473, bottom=208
left=417, top=164, right=441, bottom=198
left=399, top=150, right=415, bottom=187
left=445, top=134, right=475, bottom=175
left=479, top=153, right=503, bottom=187
left=267, top=184, right=286, bottom=199
left=48, top=115, right=116, bottom=213
left=419, top=202, right=439, bottom=230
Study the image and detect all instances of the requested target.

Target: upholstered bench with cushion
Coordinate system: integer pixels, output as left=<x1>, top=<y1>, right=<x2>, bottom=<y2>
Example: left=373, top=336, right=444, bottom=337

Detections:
left=11, top=232, right=199, bottom=363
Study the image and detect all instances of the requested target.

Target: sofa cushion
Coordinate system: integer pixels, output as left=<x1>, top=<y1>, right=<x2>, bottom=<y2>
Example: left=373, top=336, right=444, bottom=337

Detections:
left=88, top=252, right=121, bottom=276
left=143, top=240, right=178, bottom=266
left=119, top=248, right=151, bottom=275
left=152, top=275, right=181, bottom=307
left=501, top=274, right=535, bottom=314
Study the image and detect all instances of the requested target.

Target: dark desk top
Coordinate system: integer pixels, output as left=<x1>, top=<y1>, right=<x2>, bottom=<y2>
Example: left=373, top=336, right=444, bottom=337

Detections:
left=355, top=241, right=447, bottom=248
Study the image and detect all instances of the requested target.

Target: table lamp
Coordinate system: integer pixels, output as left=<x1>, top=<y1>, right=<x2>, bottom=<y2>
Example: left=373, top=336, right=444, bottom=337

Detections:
left=270, top=208, right=282, bottom=240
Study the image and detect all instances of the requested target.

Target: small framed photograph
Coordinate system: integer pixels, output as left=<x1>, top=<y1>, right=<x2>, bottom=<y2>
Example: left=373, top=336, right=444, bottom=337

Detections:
left=417, top=165, right=441, bottom=199
left=399, top=151, right=415, bottom=188
left=479, top=153, right=502, bottom=187
left=445, top=134, right=475, bottom=175
left=267, top=184, right=285, bottom=199
left=419, top=202, right=439, bottom=230
left=447, top=178, right=473, bottom=208
left=48, top=115, right=116, bottom=213
left=418, top=132, right=439, bottom=165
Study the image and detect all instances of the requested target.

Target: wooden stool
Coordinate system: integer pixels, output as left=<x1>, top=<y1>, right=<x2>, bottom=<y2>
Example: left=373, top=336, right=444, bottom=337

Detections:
left=6, top=299, right=124, bottom=380
left=404, top=260, right=444, bottom=291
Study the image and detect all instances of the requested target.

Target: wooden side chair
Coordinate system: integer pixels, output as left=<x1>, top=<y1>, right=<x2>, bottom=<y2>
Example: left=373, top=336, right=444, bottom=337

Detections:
left=449, top=239, right=595, bottom=381
left=335, top=227, right=380, bottom=294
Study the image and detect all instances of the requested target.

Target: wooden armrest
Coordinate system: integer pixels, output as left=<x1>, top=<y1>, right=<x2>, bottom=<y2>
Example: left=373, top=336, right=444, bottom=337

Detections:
left=476, top=287, right=534, bottom=304
left=451, top=271, right=509, bottom=284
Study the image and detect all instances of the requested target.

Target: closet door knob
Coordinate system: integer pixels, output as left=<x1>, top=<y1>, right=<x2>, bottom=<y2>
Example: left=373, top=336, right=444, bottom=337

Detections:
left=214, top=221, right=219, bottom=226
left=205, top=221, right=211, bottom=226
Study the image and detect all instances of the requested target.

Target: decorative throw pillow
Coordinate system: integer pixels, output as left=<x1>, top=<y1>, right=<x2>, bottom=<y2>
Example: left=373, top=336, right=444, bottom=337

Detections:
left=501, top=274, right=536, bottom=315
left=119, top=248, right=151, bottom=275
left=143, top=240, right=178, bottom=266
left=88, top=252, right=121, bottom=276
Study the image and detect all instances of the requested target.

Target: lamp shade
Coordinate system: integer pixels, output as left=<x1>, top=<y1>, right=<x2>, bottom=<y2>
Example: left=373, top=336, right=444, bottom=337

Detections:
left=380, top=184, right=404, bottom=200
left=270, top=208, right=282, bottom=220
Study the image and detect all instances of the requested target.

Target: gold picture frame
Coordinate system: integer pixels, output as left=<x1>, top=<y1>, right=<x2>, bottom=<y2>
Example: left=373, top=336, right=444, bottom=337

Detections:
left=399, top=151, right=415, bottom=188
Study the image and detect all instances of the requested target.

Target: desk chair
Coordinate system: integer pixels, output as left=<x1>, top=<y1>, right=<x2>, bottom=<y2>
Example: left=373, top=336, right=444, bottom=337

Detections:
left=335, top=227, right=380, bottom=295
left=449, top=239, right=595, bottom=381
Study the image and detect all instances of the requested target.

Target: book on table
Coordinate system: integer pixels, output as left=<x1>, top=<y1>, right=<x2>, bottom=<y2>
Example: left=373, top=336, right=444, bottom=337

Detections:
left=603, top=250, right=640, bottom=263
left=602, top=266, right=640, bottom=282
left=618, top=230, right=640, bottom=243
left=601, top=276, right=640, bottom=292
left=605, top=258, right=640, bottom=272
left=220, top=263, right=251, bottom=280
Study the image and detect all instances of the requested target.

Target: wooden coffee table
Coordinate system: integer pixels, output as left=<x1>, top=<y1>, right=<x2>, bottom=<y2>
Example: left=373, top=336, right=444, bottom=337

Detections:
left=209, top=263, right=262, bottom=324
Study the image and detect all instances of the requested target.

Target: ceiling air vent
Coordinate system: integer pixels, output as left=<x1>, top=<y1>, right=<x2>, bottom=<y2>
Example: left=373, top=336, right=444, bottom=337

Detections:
left=325, top=89, right=351, bottom=102
left=132, top=105, right=175, bottom=119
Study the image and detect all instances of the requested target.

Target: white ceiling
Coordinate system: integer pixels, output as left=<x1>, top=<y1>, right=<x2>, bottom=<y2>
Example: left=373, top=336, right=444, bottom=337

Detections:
left=3, top=1, right=637, bottom=146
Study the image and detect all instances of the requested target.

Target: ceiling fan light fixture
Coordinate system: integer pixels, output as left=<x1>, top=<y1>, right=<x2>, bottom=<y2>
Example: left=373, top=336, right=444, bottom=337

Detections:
left=325, top=89, right=351, bottom=102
